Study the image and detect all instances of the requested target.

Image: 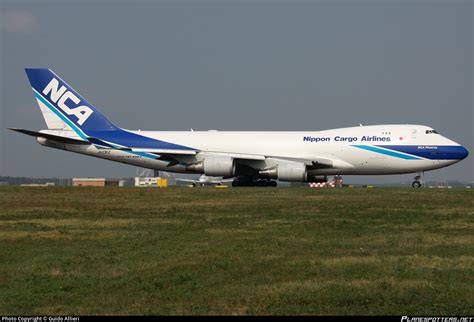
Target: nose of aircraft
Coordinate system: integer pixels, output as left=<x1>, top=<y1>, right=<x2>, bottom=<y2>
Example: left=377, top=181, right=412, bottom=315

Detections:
left=445, top=137, right=469, bottom=160
left=459, top=145, right=469, bottom=160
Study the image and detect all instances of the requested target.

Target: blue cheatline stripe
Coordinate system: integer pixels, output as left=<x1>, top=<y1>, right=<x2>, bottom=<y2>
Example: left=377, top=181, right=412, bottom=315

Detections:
left=376, top=145, right=468, bottom=160
left=33, top=89, right=159, bottom=160
left=92, top=142, right=158, bottom=159
left=352, top=145, right=423, bottom=160
left=100, top=141, right=159, bottom=160
left=33, top=89, right=88, bottom=140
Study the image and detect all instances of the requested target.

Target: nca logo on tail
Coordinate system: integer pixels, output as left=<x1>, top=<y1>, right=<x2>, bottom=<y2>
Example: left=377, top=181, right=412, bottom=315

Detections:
left=43, top=78, right=93, bottom=125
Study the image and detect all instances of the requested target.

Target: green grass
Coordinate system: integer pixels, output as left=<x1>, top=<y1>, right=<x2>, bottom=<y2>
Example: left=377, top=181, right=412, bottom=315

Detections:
left=0, top=187, right=472, bottom=315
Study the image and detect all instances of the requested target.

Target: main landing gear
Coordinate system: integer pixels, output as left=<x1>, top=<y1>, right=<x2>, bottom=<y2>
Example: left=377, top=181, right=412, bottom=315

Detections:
left=232, top=179, right=277, bottom=187
left=412, top=172, right=423, bottom=188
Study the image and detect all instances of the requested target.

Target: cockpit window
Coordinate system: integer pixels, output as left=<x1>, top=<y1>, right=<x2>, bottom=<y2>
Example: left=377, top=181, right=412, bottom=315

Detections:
left=426, top=129, right=439, bottom=134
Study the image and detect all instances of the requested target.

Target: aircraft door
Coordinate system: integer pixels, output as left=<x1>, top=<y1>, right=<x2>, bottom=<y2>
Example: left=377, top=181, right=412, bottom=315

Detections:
left=411, top=129, right=417, bottom=139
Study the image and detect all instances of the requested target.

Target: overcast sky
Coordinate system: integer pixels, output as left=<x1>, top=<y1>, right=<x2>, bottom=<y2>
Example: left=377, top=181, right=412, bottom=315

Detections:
left=0, top=0, right=472, bottom=184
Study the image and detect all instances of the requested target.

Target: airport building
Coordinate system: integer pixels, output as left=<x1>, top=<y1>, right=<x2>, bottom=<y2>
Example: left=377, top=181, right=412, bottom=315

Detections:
left=72, top=178, right=125, bottom=187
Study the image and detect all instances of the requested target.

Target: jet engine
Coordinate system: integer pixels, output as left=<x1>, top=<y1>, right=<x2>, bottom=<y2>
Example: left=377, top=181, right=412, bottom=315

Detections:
left=186, top=156, right=236, bottom=177
left=259, top=162, right=307, bottom=182
left=259, top=162, right=329, bottom=182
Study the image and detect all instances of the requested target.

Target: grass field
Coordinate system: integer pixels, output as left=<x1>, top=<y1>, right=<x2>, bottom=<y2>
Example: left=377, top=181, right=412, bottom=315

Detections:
left=0, top=187, right=473, bottom=315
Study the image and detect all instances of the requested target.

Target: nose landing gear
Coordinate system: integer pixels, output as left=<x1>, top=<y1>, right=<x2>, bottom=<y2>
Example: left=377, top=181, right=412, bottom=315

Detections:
left=412, top=180, right=422, bottom=188
left=412, top=172, right=423, bottom=188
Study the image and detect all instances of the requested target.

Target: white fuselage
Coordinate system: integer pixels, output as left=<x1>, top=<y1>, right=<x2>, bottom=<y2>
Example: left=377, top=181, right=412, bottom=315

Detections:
left=45, top=124, right=467, bottom=177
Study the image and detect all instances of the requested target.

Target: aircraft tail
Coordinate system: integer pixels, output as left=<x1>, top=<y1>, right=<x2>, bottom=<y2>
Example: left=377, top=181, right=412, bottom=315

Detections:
left=25, top=68, right=118, bottom=137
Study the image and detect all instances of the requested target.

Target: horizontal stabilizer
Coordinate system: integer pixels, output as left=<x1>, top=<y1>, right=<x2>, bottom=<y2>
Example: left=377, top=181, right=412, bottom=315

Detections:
left=9, top=128, right=91, bottom=145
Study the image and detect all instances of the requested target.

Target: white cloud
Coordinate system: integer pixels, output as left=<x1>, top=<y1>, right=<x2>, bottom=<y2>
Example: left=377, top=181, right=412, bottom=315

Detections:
left=1, top=10, right=37, bottom=34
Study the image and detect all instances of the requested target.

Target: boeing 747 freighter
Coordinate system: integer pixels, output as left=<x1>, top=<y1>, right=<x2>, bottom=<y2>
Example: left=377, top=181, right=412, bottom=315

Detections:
left=10, top=69, right=469, bottom=187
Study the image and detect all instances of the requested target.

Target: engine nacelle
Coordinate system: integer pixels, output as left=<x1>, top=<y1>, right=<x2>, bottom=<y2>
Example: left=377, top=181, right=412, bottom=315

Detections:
left=277, top=162, right=307, bottom=182
left=187, top=156, right=236, bottom=177
left=259, top=162, right=307, bottom=182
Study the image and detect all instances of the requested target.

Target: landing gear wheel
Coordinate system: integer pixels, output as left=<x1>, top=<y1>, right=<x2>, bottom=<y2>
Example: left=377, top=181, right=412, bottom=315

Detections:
left=412, top=180, right=422, bottom=188
left=232, top=178, right=277, bottom=187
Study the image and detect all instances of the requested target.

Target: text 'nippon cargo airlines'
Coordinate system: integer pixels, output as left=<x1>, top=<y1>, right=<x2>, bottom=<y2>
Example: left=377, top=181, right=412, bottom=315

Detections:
left=11, top=68, right=469, bottom=187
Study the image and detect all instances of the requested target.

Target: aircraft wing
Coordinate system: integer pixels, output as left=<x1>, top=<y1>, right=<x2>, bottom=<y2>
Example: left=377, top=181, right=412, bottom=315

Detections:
left=123, top=148, right=265, bottom=161
left=271, top=156, right=354, bottom=169
left=115, top=149, right=266, bottom=167
left=127, top=148, right=197, bottom=155
left=102, top=146, right=352, bottom=170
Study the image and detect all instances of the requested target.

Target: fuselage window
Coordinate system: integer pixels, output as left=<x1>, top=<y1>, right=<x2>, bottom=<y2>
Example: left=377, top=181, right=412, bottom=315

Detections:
left=426, top=130, right=439, bottom=134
